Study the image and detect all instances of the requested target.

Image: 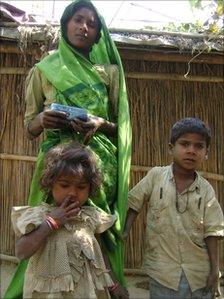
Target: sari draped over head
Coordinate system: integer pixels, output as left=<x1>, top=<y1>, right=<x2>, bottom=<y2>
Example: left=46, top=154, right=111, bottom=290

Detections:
left=4, top=0, right=131, bottom=298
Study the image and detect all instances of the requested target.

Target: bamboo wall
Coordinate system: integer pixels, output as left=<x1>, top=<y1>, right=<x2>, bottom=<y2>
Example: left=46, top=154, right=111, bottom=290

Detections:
left=0, top=41, right=223, bottom=272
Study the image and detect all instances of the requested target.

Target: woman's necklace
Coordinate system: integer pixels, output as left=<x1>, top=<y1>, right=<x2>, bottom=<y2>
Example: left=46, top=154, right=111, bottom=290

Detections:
left=175, top=186, right=189, bottom=214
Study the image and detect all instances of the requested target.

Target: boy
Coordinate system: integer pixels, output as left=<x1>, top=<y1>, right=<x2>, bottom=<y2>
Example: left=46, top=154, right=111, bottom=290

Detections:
left=123, top=118, right=224, bottom=299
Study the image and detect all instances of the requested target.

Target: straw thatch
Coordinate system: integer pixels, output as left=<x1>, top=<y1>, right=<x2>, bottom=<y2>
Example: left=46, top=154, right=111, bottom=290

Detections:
left=0, top=29, right=223, bottom=273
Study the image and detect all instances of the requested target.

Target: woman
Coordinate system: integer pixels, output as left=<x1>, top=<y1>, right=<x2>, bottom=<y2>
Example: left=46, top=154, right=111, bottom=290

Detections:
left=4, top=1, right=131, bottom=298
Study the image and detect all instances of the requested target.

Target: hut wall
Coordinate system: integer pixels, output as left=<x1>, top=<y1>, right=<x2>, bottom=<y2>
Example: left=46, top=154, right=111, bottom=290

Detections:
left=0, top=42, right=223, bottom=272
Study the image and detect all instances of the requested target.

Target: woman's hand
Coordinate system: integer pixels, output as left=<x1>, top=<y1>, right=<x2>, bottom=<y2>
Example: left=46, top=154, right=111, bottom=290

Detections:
left=71, top=115, right=104, bottom=144
left=71, top=114, right=117, bottom=144
left=109, top=282, right=129, bottom=299
left=38, top=110, right=70, bottom=130
left=27, top=110, right=71, bottom=139
left=49, top=196, right=80, bottom=226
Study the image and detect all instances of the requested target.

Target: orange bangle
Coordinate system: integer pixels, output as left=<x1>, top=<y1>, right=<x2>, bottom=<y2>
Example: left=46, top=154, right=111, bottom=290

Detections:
left=46, top=216, right=60, bottom=229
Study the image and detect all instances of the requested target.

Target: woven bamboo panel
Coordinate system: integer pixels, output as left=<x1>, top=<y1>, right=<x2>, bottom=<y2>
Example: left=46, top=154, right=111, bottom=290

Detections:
left=0, top=43, right=223, bottom=272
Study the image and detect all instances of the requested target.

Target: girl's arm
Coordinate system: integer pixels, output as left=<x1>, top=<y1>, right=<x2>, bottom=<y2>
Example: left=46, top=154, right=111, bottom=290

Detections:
left=204, top=236, right=221, bottom=298
left=16, top=221, right=52, bottom=260
left=97, top=235, right=129, bottom=299
left=16, top=198, right=80, bottom=259
left=122, top=208, right=138, bottom=240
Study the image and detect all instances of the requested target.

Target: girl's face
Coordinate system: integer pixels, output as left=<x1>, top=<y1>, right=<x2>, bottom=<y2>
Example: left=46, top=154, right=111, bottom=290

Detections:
left=66, top=7, right=99, bottom=51
left=52, top=173, right=90, bottom=207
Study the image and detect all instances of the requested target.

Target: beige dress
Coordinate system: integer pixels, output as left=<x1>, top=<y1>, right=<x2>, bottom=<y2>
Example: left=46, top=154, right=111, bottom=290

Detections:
left=12, top=204, right=117, bottom=299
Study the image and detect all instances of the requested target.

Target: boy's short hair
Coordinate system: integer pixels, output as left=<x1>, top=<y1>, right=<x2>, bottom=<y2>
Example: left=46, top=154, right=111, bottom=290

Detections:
left=40, top=142, right=102, bottom=198
left=170, top=117, right=211, bottom=147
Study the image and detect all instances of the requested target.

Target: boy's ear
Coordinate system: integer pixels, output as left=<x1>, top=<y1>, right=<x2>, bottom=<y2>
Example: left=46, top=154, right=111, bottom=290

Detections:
left=168, top=143, right=174, bottom=155
left=204, top=147, right=210, bottom=160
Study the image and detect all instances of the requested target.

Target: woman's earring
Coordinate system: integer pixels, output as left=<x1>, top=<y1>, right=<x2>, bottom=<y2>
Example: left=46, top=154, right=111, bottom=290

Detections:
left=204, top=155, right=208, bottom=160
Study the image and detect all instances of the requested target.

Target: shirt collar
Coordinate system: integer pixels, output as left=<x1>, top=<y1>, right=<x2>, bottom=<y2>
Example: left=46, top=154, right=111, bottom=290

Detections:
left=168, top=164, right=201, bottom=192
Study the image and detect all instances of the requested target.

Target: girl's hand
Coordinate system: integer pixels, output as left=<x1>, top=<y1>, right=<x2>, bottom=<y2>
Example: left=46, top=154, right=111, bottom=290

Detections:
left=38, top=110, right=71, bottom=130
left=109, top=282, right=129, bottom=299
left=204, top=268, right=220, bottom=299
left=49, top=196, right=80, bottom=226
left=71, top=115, right=104, bottom=144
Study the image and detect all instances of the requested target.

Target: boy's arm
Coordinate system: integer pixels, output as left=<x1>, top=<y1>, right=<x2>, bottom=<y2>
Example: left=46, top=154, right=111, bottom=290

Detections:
left=204, top=236, right=221, bottom=298
left=123, top=208, right=138, bottom=240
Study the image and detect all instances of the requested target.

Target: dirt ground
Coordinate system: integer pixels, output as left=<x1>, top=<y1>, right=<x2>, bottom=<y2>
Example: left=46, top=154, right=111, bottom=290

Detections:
left=1, top=261, right=223, bottom=299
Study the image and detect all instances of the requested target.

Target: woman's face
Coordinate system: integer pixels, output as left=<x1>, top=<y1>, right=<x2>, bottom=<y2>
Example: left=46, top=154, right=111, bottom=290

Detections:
left=66, top=7, right=99, bottom=51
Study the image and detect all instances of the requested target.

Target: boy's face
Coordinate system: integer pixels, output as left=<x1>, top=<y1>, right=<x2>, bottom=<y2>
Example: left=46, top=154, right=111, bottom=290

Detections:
left=169, top=133, right=208, bottom=171
left=52, top=173, right=90, bottom=207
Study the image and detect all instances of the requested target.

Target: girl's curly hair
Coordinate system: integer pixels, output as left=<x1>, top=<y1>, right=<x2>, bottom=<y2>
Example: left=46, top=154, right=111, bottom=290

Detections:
left=40, top=142, right=102, bottom=198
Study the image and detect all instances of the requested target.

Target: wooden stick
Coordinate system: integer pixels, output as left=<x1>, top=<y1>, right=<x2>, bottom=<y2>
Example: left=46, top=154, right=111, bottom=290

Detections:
left=124, top=268, right=147, bottom=276
left=1, top=67, right=223, bottom=83
left=0, top=67, right=28, bottom=75
left=0, top=154, right=37, bottom=162
left=1, top=155, right=223, bottom=182
left=0, top=42, right=41, bottom=55
left=131, top=165, right=224, bottom=181
left=126, top=72, right=224, bottom=83
left=119, top=49, right=224, bottom=65
left=109, top=27, right=221, bottom=39
left=0, top=254, right=19, bottom=264
left=199, top=171, right=224, bottom=182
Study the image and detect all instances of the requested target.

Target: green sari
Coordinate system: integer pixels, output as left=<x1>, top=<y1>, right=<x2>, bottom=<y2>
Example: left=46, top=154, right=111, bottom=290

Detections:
left=4, top=1, right=131, bottom=298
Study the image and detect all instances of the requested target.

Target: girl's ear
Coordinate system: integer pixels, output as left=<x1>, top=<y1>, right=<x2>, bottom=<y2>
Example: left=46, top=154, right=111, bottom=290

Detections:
left=168, top=143, right=174, bottom=155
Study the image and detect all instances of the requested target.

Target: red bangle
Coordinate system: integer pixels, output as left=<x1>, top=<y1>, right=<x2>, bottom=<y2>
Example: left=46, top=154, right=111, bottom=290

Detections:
left=108, top=282, right=119, bottom=292
left=46, top=216, right=60, bottom=229
left=45, top=219, right=53, bottom=230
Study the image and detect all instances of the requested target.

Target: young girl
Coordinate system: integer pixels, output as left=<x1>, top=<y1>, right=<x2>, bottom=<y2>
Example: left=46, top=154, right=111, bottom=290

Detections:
left=11, top=142, right=128, bottom=299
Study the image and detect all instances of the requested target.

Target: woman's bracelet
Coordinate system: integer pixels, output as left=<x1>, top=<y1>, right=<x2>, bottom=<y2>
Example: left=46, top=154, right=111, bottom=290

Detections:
left=108, top=282, right=119, bottom=292
left=45, top=215, right=60, bottom=230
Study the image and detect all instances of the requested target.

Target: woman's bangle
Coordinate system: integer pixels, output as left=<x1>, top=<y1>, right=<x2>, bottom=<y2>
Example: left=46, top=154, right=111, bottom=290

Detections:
left=108, top=282, right=119, bottom=292
left=45, top=215, right=60, bottom=229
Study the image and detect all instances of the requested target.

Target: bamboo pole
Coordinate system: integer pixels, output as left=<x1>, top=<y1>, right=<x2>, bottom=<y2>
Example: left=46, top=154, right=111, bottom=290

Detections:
left=0, top=255, right=223, bottom=278
left=109, top=28, right=220, bottom=39
left=124, top=268, right=147, bottom=276
left=119, top=49, right=224, bottom=65
left=0, top=253, right=147, bottom=274
left=0, top=67, right=28, bottom=75
left=0, top=154, right=223, bottom=181
left=1, top=67, right=224, bottom=83
left=131, top=165, right=224, bottom=181
left=1, top=23, right=218, bottom=38
left=0, top=154, right=37, bottom=162
left=0, top=42, right=41, bottom=55
left=0, top=254, right=19, bottom=264
left=126, top=72, right=224, bottom=83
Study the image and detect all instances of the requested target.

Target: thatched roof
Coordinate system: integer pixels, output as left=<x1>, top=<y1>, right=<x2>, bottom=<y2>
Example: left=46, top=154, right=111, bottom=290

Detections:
left=1, top=22, right=224, bottom=55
